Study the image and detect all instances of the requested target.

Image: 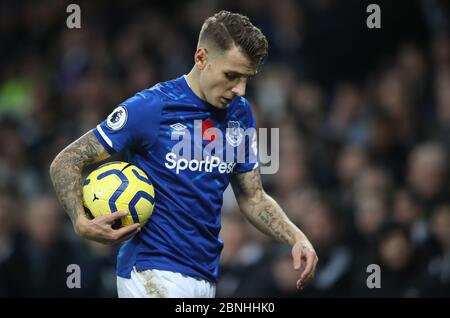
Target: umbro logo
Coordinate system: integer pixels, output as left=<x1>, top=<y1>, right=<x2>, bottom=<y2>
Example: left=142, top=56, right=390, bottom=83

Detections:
left=170, top=123, right=187, bottom=135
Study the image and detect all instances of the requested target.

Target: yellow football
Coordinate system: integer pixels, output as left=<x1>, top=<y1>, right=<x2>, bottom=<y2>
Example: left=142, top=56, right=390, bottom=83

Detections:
left=82, top=161, right=155, bottom=228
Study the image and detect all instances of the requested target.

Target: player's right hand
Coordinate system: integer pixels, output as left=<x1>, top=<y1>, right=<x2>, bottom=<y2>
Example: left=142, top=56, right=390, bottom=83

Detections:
left=75, top=210, right=141, bottom=244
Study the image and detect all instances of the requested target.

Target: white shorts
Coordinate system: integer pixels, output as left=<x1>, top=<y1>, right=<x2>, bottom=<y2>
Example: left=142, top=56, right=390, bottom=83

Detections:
left=116, top=267, right=216, bottom=298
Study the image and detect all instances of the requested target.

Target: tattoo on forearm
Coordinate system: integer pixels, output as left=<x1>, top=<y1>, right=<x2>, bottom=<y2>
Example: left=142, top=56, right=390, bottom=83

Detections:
left=231, top=168, right=296, bottom=245
left=256, top=204, right=294, bottom=244
left=50, top=131, right=109, bottom=223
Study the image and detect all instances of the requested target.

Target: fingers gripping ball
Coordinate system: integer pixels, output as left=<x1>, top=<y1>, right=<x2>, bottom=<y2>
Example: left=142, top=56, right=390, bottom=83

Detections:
left=82, top=161, right=155, bottom=228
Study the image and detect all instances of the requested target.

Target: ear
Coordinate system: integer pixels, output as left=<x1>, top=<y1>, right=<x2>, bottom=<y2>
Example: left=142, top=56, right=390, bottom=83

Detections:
left=194, top=48, right=208, bottom=70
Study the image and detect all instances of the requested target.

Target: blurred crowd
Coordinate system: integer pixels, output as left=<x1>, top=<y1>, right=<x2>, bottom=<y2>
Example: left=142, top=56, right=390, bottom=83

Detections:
left=0, top=0, right=449, bottom=297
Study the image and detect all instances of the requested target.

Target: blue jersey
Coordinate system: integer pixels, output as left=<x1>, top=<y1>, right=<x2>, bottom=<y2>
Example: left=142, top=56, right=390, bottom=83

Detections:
left=93, top=75, right=258, bottom=283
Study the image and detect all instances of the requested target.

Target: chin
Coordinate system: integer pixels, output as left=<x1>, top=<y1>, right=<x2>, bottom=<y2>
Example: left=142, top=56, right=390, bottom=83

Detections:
left=210, top=101, right=226, bottom=109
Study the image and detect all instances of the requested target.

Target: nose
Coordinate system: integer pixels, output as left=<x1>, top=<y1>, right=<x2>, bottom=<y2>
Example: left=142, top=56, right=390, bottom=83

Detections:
left=231, top=79, right=246, bottom=97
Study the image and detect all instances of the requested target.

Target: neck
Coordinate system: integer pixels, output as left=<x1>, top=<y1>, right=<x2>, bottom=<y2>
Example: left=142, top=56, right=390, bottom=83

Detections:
left=186, top=67, right=206, bottom=101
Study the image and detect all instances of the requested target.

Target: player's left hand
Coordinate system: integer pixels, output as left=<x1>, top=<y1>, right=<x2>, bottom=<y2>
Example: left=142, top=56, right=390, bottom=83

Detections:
left=291, top=240, right=318, bottom=290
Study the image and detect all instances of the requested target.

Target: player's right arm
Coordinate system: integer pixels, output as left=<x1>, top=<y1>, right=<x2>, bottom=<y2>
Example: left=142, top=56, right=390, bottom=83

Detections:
left=49, top=130, right=140, bottom=244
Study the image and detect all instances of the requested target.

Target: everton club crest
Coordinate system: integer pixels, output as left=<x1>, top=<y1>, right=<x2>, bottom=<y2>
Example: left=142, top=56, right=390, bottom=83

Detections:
left=226, top=121, right=243, bottom=147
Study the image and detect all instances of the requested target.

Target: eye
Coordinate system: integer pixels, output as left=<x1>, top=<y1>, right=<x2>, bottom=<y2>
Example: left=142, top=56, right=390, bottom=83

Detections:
left=224, top=72, right=238, bottom=81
